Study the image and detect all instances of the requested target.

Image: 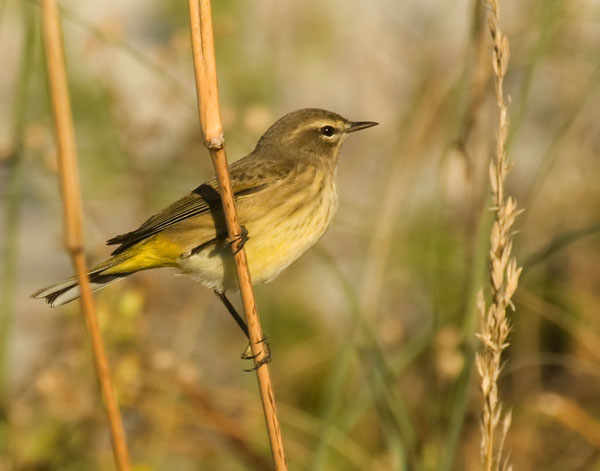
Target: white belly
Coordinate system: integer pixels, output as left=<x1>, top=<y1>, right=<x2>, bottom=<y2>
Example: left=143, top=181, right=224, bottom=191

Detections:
left=178, top=178, right=338, bottom=292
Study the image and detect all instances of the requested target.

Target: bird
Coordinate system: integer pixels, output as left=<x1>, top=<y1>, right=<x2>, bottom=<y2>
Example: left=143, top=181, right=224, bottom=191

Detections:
left=33, top=108, right=378, bottom=337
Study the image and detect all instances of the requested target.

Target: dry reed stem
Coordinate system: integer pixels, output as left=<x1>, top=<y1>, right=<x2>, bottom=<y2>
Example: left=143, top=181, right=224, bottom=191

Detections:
left=41, top=1, right=131, bottom=469
left=178, top=378, right=273, bottom=470
left=537, top=392, right=600, bottom=449
left=475, top=1, right=522, bottom=471
left=188, top=1, right=287, bottom=469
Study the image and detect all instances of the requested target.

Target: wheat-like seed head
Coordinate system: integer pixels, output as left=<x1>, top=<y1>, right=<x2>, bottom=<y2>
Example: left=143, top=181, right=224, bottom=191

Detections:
left=477, top=1, right=521, bottom=470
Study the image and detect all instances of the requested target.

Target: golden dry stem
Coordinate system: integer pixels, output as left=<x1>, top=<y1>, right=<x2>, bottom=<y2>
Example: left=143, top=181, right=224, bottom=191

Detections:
left=41, top=0, right=131, bottom=469
left=187, top=1, right=288, bottom=469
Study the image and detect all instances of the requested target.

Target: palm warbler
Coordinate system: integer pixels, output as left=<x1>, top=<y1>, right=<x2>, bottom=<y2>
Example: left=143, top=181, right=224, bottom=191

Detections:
left=33, top=108, right=377, bottom=327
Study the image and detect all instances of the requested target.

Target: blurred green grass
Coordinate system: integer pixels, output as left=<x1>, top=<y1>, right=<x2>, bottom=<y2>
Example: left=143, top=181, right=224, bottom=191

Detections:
left=2, top=0, right=600, bottom=470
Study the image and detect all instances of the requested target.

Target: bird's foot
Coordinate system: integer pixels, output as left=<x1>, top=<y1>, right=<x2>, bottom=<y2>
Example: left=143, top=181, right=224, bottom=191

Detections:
left=227, top=225, right=249, bottom=255
left=240, top=342, right=254, bottom=360
left=241, top=336, right=271, bottom=371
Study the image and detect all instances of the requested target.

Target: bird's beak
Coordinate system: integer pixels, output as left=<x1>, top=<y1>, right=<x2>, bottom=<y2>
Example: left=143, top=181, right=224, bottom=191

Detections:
left=346, top=121, right=379, bottom=133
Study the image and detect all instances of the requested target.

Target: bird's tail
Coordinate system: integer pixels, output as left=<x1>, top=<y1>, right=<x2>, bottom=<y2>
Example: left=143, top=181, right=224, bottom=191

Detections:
left=32, top=271, right=128, bottom=308
left=32, top=237, right=175, bottom=307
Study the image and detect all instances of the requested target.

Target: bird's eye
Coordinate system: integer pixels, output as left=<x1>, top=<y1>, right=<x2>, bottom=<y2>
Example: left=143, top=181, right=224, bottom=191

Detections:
left=320, top=125, right=335, bottom=137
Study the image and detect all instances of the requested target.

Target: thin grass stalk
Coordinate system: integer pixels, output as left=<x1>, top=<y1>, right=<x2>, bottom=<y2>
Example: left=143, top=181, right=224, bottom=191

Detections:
left=515, top=288, right=600, bottom=362
left=57, top=4, right=195, bottom=112
left=0, top=2, right=35, bottom=405
left=505, top=0, right=559, bottom=152
left=439, top=3, right=493, bottom=468
left=537, top=392, right=600, bottom=449
left=187, top=1, right=287, bottom=469
left=311, top=343, right=353, bottom=471
left=475, top=1, right=521, bottom=470
left=41, top=1, right=130, bottom=469
left=522, top=61, right=600, bottom=208
left=177, top=378, right=273, bottom=471
left=315, top=248, right=416, bottom=452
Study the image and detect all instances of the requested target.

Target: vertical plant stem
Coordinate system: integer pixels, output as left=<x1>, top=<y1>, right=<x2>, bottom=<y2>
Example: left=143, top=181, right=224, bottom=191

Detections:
left=0, top=1, right=35, bottom=405
left=476, top=1, right=521, bottom=470
left=41, top=1, right=130, bottom=469
left=187, top=1, right=287, bottom=469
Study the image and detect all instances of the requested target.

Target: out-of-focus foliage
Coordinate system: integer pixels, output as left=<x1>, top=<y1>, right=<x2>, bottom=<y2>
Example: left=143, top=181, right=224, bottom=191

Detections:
left=1, top=0, right=600, bottom=469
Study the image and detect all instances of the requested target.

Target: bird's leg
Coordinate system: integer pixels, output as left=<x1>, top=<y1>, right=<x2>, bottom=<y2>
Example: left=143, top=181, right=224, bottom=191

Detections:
left=214, top=291, right=271, bottom=369
left=215, top=290, right=248, bottom=338
left=226, top=225, right=249, bottom=255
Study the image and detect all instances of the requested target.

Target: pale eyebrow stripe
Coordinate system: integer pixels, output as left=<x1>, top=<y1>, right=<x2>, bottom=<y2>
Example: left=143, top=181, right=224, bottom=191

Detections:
left=288, top=119, right=340, bottom=140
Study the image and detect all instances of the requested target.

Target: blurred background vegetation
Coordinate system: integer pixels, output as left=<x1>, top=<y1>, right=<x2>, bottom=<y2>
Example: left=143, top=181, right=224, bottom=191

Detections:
left=1, top=0, right=600, bottom=469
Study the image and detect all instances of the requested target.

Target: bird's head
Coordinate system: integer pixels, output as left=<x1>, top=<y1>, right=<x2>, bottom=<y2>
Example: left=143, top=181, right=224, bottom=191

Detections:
left=254, top=108, right=378, bottom=167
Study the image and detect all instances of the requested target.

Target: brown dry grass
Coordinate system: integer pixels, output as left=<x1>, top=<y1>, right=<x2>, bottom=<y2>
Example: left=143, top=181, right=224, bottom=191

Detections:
left=3, top=0, right=600, bottom=470
left=475, top=1, right=521, bottom=470
left=40, top=0, right=130, bottom=468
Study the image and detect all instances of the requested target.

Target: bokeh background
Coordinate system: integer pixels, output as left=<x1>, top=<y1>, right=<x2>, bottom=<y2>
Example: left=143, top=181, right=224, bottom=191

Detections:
left=2, top=0, right=600, bottom=469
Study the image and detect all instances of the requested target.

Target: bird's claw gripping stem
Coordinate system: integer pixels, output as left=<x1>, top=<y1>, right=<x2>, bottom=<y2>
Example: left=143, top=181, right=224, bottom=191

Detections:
left=242, top=336, right=271, bottom=372
left=227, top=225, right=249, bottom=255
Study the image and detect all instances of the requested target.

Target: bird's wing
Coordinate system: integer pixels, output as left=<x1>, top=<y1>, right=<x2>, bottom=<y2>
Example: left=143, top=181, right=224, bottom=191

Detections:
left=107, top=156, right=293, bottom=255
